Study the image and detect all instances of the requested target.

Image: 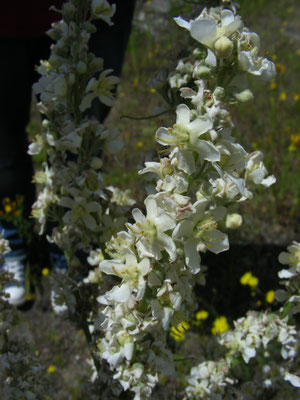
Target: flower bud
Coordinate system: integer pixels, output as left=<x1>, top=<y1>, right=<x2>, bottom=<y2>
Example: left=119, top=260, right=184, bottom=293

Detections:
left=161, top=158, right=173, bottom=175
left=194, top=66, right=211, bottom=79
left=62, top=3, right=76, bottom=20
left=225, top=213, right=242, bottom=229
left=234, top=89, right=254, bottom=103
left=76, top=61, right=87, bottom=74
left=90, top=157, right=103, bottom=170
left=214, top=36, right=234, bottom=58
left=214, top=86, right=225, bottom=99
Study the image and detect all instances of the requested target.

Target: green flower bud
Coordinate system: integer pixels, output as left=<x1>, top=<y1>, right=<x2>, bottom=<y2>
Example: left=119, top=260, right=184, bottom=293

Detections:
left=194, top=66, right=211, bottom=79
left=76, top=61, right=87, bottom=74
left=90, top=157, right=103, bottom=170
left=214, top=86, right=225, bottom=99
left=214, top=36, right=234, bottom=58
left=234, top=89, right=254, bottom=103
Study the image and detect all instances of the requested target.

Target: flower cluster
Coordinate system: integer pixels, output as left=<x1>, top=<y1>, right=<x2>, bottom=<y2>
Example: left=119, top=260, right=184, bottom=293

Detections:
left=184, top=242, right=300, bottom=399
left=91, top=1, right=278, bottom=398
left=276, top=241, right=300, bottom=316
left=28, top=0, right=129, bottom=264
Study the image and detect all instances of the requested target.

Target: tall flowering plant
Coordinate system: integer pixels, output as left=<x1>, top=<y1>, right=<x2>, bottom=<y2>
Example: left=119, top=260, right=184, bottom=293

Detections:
left=25, top=0, right=300, bottom=399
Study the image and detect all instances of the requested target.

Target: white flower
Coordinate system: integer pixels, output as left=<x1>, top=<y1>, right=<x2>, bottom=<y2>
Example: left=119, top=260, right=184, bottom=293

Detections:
left=80, top=69, right=119, bottom=110
left=127, top=197, right=177, bottom=261
left=59, top=195, right=101, bottom=231
left=245, top=151, right=276, bottom=187
left=156, top=104, right=220, bottom=173
left=100, top=254, right=151, bottom=300
left=173, top=199, right=228, bottom=272
left=91, top=0, right=116, bottom=26
left=175, top=9, right=242, bottom=50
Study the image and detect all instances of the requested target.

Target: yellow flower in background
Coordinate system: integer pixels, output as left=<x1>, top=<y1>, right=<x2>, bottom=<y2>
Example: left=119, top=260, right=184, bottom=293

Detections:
left=293, top=94, right=299, bottom=101
left=279, top=91, right=287, bottom=101
left=275, top=62, right=285, bottom=74
left=240, top=271, right=252, bottom=285
left=271, top=54, right=277, bottom=61
left=288, top=133, right=300, bottom=152
left=170, top=321, right=190, bottom=342
left=270, top=80, right=277, bottom=90
left=297, top=49, right=300, bottom=56
left=132, top=77, right=139, bottom=87
left=248, top=276, right=259, bottom=289
left=47, top=365, right=56, bottom=373
left=212, top=316, right=229, bottom=335
left=266, top=290, right=275, bottom=304
left=149, top=88, right=156, bottom=93
left=240, top=271, right=259, bottom=289
left=134, top=141, right=144, bottom=149
left=4, top=204, right=12, bottom=214
left=42, top=268, right=50, bottom=276
left=196, top=310, right=209, bottom=321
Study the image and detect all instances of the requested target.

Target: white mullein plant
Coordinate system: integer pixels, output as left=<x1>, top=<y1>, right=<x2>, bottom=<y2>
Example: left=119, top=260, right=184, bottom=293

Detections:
left=185, top=241, right=300, bottom=399
left=88, top=1, right=289, bottom=399
left=29, top=0, right=131, bottom=267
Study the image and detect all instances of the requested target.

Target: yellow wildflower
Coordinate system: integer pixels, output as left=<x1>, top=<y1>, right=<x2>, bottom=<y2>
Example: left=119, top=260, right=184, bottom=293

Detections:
left=132, top=77, right=139, bottom=87
left=288, top=134, right=300, bottom=152
left=297, top=49, right=300, bottom=56
left=212, top=316, right=229, bottom=335
left=135, top=141, right=144, bottom=149
left=248, top=276, right=259, bottom=289
left=271, top=55, right=277, bottom=61
left=47, top=365, right=56, bottom=373
left=266, top=290, right=275, bottom=304
left=170, top=321, right=190, bottom=342
left=149, top=88, right=156, bottom=93
left=240, top=271, right=252, bottom=285
left=270, top=80, right=277, bottom=90
left=4, top=204, right=12, bottom=214
left=195, top=310, right=209, bottom=321
left=279, top=91, right=287, bottom=101
left=275, top=63, right=285, bottom=74
left=42, top=268, right=50, bottom=276
left=293, top=93, right=300, bottom=101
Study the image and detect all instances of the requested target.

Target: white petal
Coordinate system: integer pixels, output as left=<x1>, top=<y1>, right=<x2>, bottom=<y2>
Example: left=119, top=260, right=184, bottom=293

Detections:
left=176, top=104, right=191, bottom=125
left=132, top=208, right=145, bottom=224
left=172, top=220, right=194, bottom=239
left=124, top=342, right=134, bottom=361
left=100, top=259, right=123, bottom=276
left=177, top=149, right=195, bottom=174
left=155, top=127, right=176, bottom=146
left=221, top=9, right=234, bottom=26
left=106, top=283, right=131, bottom=303
left=174, top=16, right=191, bottom=31
left=194, top=140, right=220, bottom=162
left=184, top=238, right=201, bottom=273
left=190, top=19, right=217, bottom=47
left=146, top=197, right=158, bottom=220
left=190, top=115, right=213, bottom=136
left=158, top=232, right=177, bottom=262
left=203, top=230, right=229, bottom=254
left=284, top=371, right=300, bottom=388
